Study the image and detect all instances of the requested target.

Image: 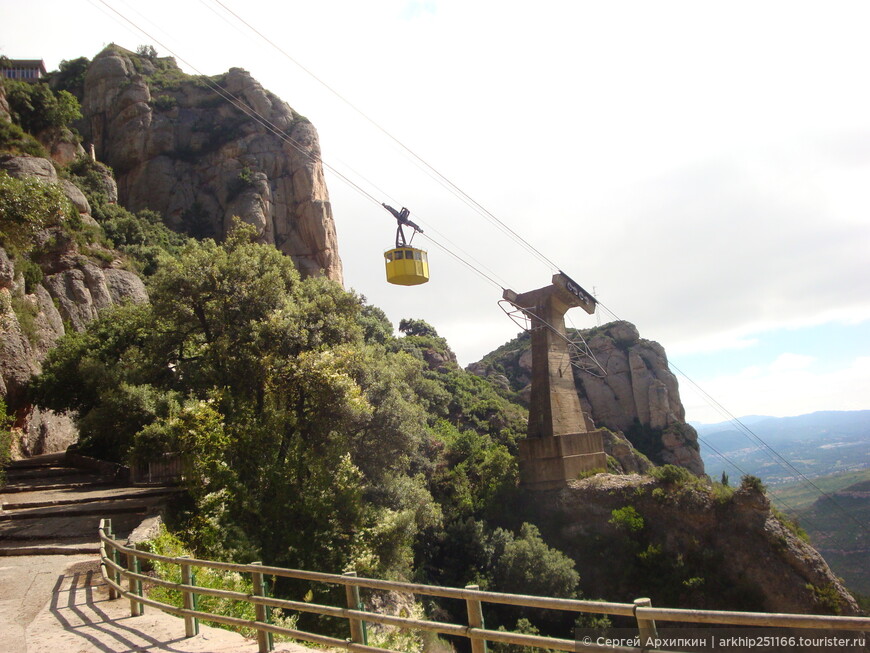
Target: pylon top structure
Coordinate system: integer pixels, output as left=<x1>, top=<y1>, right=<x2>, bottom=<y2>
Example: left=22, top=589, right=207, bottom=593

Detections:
left=503, top=273, right=608, bottom=489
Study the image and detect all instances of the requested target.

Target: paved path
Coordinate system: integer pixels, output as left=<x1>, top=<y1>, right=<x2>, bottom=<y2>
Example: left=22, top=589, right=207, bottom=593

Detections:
left=0, top=554, right=315, bottom=652
left=1, top=454, right=318, bottom=652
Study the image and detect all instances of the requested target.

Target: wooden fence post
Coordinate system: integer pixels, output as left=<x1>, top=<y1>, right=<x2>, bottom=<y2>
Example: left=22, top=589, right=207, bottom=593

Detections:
left=343, top=571, right=366, bottom=645
left=251, top=562, right=273, bottom=653
left=107, top=519, right=123, bottom=601
left=180, top=556, right=199, bottom=637
left=103, top=519, right=118, bottom=600
left=127, top=543, right=143, bottom=616
left=634, top=597, right=658, bottom=648
left=465, top=584, right=488, bottom=653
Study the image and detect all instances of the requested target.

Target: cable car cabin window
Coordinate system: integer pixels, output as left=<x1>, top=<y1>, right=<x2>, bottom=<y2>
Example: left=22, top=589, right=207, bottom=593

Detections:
left=395, top=250, right=405, bottom=259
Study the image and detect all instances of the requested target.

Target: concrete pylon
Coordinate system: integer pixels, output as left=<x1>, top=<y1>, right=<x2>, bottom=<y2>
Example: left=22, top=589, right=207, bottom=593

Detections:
left=504, top=273, right=608, bottom=489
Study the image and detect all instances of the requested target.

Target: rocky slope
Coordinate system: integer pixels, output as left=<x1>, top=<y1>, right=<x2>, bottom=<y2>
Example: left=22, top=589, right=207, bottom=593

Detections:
left=0, top=154, right=147, bottom=457
left=519, top=473, right=861, bottom=616
left=471, top=321, right=704, bottom=475
left=79, top=46, right=342, bottom=283
left=1, top=49, right=349, bottom=457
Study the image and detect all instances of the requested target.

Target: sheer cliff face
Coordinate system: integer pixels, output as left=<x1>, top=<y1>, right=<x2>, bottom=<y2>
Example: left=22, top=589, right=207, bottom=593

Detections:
left=79, top=47, right=343, bottom=283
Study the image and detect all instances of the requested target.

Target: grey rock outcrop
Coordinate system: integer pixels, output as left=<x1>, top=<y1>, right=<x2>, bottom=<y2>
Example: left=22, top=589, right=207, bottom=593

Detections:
left=470, top=320, right=704, bottom=475
left=0, top=154, right=57, bottom=183
left=79, top=46, right=343, bottom=283
left=577, top=322, right=703, bottom=475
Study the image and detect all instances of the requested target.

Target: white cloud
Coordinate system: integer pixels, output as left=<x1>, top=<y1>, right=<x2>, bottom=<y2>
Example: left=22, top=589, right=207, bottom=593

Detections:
left=769, top=353, right=815, bottom=373
left=682, top=355, right=870, bottom=423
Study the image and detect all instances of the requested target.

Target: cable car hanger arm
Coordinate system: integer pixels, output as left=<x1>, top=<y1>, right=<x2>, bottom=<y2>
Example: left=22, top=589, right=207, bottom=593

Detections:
left=382, top=203, right=423, bottom=247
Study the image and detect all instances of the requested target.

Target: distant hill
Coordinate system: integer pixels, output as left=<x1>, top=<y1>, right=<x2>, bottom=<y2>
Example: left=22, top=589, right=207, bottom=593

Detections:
left=697, top=410, right=870, bottom=485
left=792, top=474, right=870, bottom=596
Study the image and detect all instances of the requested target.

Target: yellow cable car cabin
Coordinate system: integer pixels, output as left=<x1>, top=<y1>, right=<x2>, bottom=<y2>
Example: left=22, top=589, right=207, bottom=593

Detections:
left=385, top=247, right=429, bottom=285
left=381, top=203, right=430, bottom=285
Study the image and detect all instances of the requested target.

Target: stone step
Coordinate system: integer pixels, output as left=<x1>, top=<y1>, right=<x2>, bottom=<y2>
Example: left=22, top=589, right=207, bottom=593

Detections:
left=0, top=538, right=101, bottom=556
left=5, top=466, right=96, bottom=480
left=0, top=510, right=153, bottom=542
left=0, top=485, right=181, bottom=511
left=0, top=477, right=118, bottom=493
left=5, top=452, right=66, bottom=469
left=0, top=495, right=169, bottom=521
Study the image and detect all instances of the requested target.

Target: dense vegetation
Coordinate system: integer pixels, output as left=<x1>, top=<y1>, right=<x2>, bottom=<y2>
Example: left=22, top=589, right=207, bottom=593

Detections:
left=29, top=224, right=599, bottom=640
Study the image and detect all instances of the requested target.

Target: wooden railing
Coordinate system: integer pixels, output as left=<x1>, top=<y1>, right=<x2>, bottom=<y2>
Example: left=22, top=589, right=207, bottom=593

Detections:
left=99, top=519, right=869, bottom=653
left=130, top=453, right=185, bottom=485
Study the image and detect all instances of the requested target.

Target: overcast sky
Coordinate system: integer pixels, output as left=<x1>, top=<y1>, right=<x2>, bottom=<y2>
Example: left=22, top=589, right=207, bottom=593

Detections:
left=2, top=0, right=869, bottom=424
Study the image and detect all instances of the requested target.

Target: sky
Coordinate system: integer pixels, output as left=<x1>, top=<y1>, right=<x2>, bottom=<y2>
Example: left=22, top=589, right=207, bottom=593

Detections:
left=2, top=0, right=869, bottom=424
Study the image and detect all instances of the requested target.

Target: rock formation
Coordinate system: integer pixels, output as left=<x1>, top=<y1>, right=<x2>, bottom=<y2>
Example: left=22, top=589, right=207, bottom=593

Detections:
left=0, top=155, right=147, bottom=456
left=470, top=321, right=704, bottom=475
left=78, top=46, right=343, bottom=283
left=524, top=474, right=861, bottom=616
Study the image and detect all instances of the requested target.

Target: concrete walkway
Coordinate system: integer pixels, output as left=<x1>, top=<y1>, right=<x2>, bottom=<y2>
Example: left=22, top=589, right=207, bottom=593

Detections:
left=1, top=455, right=319, bottom=652
left=0, top=555, right=315, bottom=652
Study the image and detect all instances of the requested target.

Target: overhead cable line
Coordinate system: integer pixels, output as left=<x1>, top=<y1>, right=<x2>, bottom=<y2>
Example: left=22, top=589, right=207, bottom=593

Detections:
left=207, top=0, right=562, bottom=274
left=571, top=293, right=868, bottom=536
left=668, top=359, right=870, bottom=535
left=93, top=1, right=863, bottom=539
left=91, top=0, right=510, bottom=295
left=93, top=0, right=388, bottom=213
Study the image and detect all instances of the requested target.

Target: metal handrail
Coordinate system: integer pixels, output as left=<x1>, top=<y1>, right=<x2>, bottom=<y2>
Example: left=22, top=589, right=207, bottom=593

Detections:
left=97, top=519, right=870, bottom=653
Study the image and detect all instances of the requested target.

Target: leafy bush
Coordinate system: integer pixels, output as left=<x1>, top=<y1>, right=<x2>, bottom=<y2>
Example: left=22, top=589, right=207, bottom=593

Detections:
left=143, top=525, right=263, bottom=637
left=152, top=95, right=177, bottom=111
left=15, top=257, right=43, bottom=293
left=649, top=464, right=699, bottom=489
left=0, top=170, right=76, bottom=253
left=740, top=475, right=766, bottom=494
left=609, top=506, right=644, bottom=533
left=0, top=119, right=47, bottom=156
left=48, top=57, right=90, bottom=100
left=3, top=78, right=81, bottom=134
left=805, top=582, right=845, bottom=615
left=9, top=293, right=39, bottom=344
left=772, top=507, right=810, bottom=543
left=491, top=523, right=579, bottom=598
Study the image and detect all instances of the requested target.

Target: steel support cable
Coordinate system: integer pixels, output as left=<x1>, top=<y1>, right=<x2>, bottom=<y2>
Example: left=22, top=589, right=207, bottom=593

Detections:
left=571, top=293, right=868, bottom=536
left=98, top=0, right=554, bottom=292
left=94, top=0, right=514, bottom=298
left=501, top=300, right=606, bottom=377
left=419, top=232, right=505, bottom=291
left=93, top=0, right=387, bottom=212
left=668, top=359, right=870, bottom=536
left=92, top=2, right=863, bottom=537
left=207, top=0, right=562, bottom=274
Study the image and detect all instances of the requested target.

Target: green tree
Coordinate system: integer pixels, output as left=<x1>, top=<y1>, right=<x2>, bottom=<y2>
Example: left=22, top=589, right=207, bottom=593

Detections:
left=4, top=79, right=81, bottom=134
left=491, top=523, right=579, bottom=598
left=48, top=57, right=90, bottom=100
left=34, top=224, right=438, bottom=586
left=399, top=317, right=438, bottom=338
